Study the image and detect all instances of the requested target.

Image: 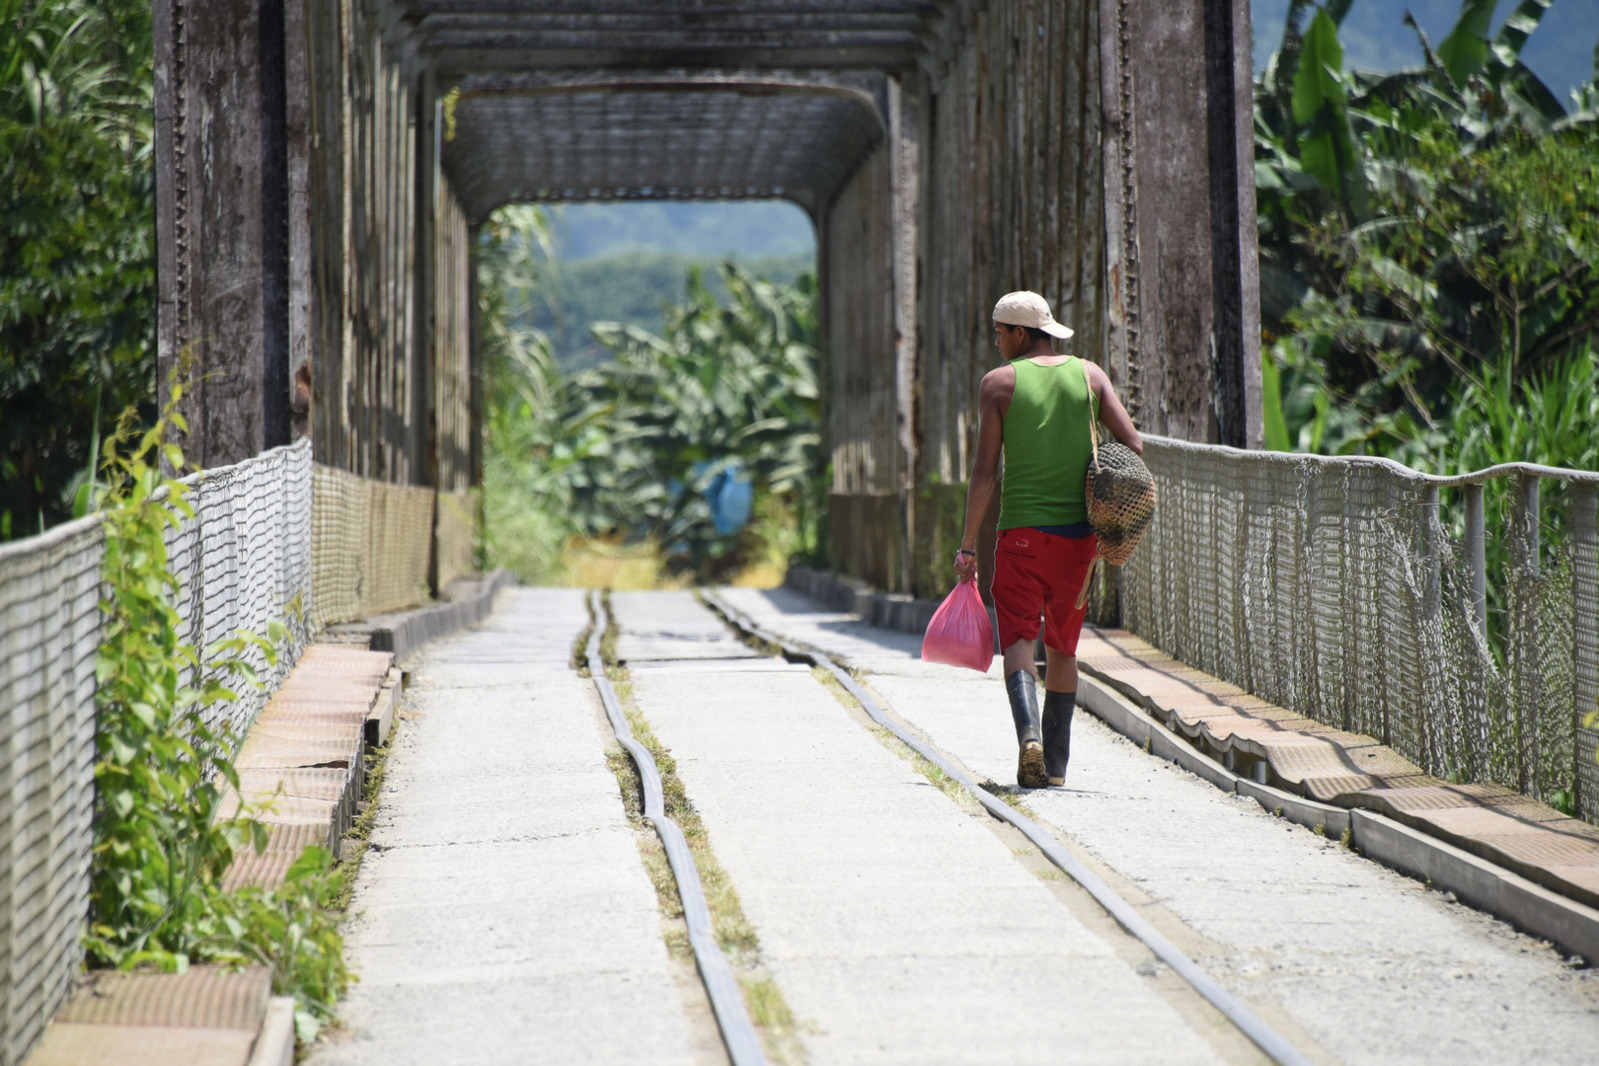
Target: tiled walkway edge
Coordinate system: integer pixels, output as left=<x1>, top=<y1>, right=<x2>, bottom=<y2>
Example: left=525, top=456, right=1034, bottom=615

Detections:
left=23, top=574, right=514, bottom=1066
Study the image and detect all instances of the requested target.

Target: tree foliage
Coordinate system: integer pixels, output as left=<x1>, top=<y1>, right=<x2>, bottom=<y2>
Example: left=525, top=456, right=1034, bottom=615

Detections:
left=0, top=0, right=155, bottom=541
left=480, top=205, right=823, bottom=580
left=87, top=391, right=347, bottom=1037
left=1256, top=0, right=1599, bottom=471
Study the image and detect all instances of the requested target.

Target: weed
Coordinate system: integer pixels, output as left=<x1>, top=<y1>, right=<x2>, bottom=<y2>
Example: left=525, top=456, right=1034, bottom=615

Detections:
left=1340, top=827, right=1355, bottom=849
left=594, top=592, right=799, bottom=1058
left=740, top=973, right=796, bottom=1031
left=1313, top=824, right=1326, bottom=837
left=976, top=779, right=1038, bottom=817
left=84, top=388, right=347, bottom=1036
left=738, top=972, right=808, bottom=1064
left=810, top=664, right=853, bottom=704
left=571, top=595, right=595, bottom=676
left=327, top=737, right=394, bottom=913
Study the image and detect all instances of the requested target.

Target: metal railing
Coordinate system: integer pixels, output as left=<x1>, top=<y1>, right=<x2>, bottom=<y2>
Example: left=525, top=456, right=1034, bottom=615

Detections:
left=0, top=438, right=461, bottom=1065
left=0, top=441, right=314, bottom=1064
left=1123, top=435, right=1599, bottom=819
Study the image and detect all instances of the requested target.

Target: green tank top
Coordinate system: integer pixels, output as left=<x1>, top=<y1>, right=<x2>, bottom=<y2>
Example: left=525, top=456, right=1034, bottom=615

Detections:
left=997, top=357, right=1098, bottom=529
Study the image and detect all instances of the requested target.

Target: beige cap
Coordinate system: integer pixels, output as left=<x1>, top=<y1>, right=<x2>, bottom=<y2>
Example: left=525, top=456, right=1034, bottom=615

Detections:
left=992, top=290, right=1074, bottom=340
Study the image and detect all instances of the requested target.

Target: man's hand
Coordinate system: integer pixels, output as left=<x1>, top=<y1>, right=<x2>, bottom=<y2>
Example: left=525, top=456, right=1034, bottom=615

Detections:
left=953, top=548, right=978, bottom=582
left=954, top=365, right=1010, bottom=586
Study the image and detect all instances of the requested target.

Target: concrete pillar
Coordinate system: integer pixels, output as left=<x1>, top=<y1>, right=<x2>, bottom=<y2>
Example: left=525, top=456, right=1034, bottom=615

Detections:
left=155, top=0, right=298, bottom=467
left=285, top=0, right=315, bottom=441
left=888, top=75, right=922, bottom=594
left=1099, top=0, right=1262, bottom=447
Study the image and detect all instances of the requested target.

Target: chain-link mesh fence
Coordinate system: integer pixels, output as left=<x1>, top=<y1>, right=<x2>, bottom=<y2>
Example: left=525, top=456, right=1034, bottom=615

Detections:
left=435, top=490, right=477, bottom=591
left=310, top=466, right=435, bottom=629
left=0, top=438, right=319, bottom=1065
left=367, top=481, right=434, bottom=615
left=1124, top=437, right=1599, bottom=820
left=170, top=440, right=315, bottom=740
left=0, top=434, right=483, bottom=1066
left=0, top=515, right=103, bottom=1065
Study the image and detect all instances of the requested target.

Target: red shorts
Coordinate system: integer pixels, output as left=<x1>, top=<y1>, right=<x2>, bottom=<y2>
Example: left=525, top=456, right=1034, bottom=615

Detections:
left=991, top=528, right=1099, bottom=656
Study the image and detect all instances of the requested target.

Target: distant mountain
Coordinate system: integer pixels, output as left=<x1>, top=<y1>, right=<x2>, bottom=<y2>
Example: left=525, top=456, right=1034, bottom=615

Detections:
left=547, top=201, right=816, bottom=262
left=1251, top=0, right=1597, bottom=106
left=514, top=248, right=815, bottom=370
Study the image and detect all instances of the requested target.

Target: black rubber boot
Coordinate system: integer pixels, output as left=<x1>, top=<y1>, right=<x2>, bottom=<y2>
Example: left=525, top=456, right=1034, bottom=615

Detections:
left=1006, top=671, right=1047, bottom=788
left=1042, top=690, right=1076, bottom=786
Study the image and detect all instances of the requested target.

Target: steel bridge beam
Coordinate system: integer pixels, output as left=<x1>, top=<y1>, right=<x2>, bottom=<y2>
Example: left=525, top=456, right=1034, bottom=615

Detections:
left=152, top=0, right=1264, bottom=547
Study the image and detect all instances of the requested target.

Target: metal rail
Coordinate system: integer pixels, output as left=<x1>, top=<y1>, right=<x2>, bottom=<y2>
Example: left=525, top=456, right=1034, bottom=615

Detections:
left=583, top=591, right=769, bottom=1066
left=1144, top=432, right=1599, bottom=486
left=702, top=589, right=1315, bottom=1066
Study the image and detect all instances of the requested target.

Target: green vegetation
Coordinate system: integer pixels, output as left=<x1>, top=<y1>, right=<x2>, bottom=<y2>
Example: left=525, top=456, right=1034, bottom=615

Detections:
left=481, top=205, right=825, bottom=585
left=0, top=0, right=156, bottom=541
left=1256, top=0, right=1599, bottom=473
left=87, top=392, right=346, bottom=1040
left=526, top=250, right=813, bottom=370
left=593, top=593, right=805, bottom=1064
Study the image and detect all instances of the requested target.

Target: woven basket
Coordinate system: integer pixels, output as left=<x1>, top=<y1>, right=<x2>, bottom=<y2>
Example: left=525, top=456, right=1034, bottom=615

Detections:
left=1085, top=441, right=1157, bottom=565
left=1071, top=363, right=1155, bottom=609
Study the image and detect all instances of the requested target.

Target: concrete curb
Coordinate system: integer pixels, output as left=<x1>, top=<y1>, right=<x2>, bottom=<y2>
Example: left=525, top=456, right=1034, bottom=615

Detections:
left=780, top=565, right=1599, bottom=963
left=1351, top=810, right=1599, bottom=962
left=329, top=569, right=517, bottom=660
left=245, top=998, right=296, bottom=1066
left=785, top=565, right=941, bottom=634
left=1077, top=675, right=1352, bottom=838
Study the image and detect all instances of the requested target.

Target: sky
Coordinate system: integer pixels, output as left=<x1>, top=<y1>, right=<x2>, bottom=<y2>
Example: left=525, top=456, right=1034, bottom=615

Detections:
left=537, top=2, right=1594, bottom=264
left=1251, top=0, right=1598, bottom=105
left=545, top=201, right=815, bottom=262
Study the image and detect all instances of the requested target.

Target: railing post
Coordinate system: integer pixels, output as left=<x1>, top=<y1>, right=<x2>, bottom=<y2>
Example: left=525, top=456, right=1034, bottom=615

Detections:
left=1420, top=486, right=1442, bottom=620
left=1510, top=474, right=1541, bottom=797
left=1572, top=483, right=1599, bottom=819
left=1418, top=485, right=1442, bottom=771
left=1463, top=482, right=1488, bottom=641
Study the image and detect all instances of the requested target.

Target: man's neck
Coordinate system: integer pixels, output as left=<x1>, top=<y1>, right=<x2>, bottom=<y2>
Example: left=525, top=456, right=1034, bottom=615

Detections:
left=1020, top=340, right=1065, bottom=362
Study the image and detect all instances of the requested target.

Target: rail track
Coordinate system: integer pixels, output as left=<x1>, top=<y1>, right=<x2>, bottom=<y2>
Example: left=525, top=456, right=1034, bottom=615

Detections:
left=590, top=586, right=1314, bottom=1066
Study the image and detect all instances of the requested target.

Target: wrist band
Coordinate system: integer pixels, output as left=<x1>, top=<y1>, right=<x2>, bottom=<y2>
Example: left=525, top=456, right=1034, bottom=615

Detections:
left=956, top=549, right=975, bottom=557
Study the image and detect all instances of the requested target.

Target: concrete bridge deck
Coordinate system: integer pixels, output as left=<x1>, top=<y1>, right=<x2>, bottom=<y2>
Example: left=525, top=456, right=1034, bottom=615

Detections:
left=309, top=586, right=1599, bottom=1065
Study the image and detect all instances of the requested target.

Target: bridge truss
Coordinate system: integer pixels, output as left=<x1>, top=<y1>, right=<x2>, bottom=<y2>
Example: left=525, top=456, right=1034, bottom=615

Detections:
left=151, top=0, right=1261, bottom=598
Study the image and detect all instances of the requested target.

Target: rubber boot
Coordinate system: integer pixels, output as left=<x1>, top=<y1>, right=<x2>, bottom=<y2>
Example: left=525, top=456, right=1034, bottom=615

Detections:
left=1006, top=671, right=1047, bottom=788
left=1042, top=690, right=1076, bottom=786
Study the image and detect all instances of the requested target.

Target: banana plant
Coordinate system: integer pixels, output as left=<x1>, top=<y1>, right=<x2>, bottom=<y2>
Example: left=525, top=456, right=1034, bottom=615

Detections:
left=1256, top=0, right=1599, bottom=464
left=570, top=262, right=820, bottom=568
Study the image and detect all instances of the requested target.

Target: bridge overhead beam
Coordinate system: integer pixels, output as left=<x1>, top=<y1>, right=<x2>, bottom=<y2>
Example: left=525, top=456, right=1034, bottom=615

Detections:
left=443, top=78, right=886, bottom=220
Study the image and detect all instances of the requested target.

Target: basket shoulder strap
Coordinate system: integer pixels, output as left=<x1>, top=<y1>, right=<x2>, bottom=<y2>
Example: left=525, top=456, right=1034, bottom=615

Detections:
left=1078, top=357, right=1099, bottom=467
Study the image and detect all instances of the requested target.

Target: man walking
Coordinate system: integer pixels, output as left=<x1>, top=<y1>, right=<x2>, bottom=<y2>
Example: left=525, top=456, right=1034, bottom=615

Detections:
left=953, top=292, right=1142, bottom=788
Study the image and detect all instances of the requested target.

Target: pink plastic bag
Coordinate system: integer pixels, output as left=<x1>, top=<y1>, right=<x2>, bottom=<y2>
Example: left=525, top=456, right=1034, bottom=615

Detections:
left=921, top=578, right=995, bottom=672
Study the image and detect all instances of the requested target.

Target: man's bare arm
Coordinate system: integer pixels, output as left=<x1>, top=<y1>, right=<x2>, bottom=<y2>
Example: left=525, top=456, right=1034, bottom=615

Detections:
left=955, top=367, right=1011, bottom=579
left=1085, top=362, right=1142, bottom=455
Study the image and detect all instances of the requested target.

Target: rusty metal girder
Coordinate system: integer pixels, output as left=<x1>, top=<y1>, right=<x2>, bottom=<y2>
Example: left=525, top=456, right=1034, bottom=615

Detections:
left=444, top=71, right=886, bottom=219
left=399, top=1, right=942, bottom=14
left=399, top=0, right=944, bottom=73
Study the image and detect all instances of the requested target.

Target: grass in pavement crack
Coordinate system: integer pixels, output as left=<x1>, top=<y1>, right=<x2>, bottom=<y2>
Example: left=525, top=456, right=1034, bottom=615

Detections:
left=599, top=590, right=806, bottom=1065
left=572, top=596, right=596, bottom=677
left=326, top=733, right=395, bottom=914
left=691, top=589, right=788, bottom=659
